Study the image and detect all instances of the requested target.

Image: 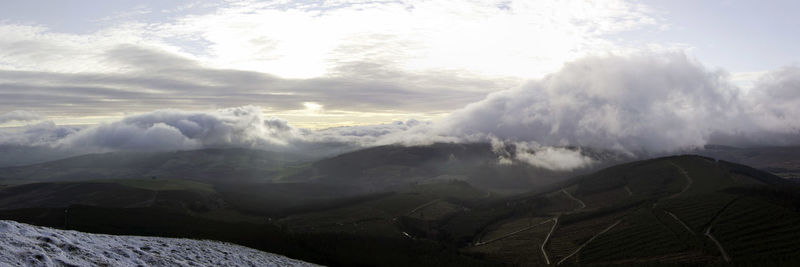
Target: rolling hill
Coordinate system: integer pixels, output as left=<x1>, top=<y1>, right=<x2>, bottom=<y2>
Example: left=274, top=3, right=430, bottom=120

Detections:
left=0, top=143, right=630, bottom=194
left=286, top=143, right=629, bottom=193
left=463, top=155, right=800, bottom=265
left=1, top=145, right=799, bottom=266
left=0, top=148, right=310, bottom=184
left=699, top=145, right=800, bottom=180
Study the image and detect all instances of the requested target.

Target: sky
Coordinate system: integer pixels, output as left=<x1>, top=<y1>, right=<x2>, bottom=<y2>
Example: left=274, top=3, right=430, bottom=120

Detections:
left=0, top=0, right=799, bottom=168
left=1, top=0, right=797, bottom=127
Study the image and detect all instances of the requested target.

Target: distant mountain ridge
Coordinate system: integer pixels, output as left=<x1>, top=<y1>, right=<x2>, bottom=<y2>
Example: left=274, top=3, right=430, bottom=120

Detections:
left=0, top=143, right=635, bottom=193
left=288, top=143, right=634, bottom=192
left=0, top=148, right=309, bottom=184
left=697, top=145, right=800, bottom=180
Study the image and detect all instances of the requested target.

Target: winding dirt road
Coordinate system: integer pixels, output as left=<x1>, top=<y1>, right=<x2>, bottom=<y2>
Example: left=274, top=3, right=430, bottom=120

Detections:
left=704, top=226, right=731, bottom=262
left=405, top=199, right=440, bottom=216
left=665, top=210, right=694, bottom=234
left=624, top=186, right=633, bottom=196
left=702, top=198, right=739, bottom=263
left=473, top=218, right=554, bottom=246
left=541, top=217, right=558, bottom=265
left=556, top=220, right=622, bottom=265
left=667, top=161, right=693, bottom=199
left=562, top=189, right=586, bottom=210
left=541, top=190, right=587, bottom=264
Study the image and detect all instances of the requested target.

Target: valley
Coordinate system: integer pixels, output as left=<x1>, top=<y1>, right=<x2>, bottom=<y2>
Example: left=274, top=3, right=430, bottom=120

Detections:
left=0, top=145, right=799, bottom=266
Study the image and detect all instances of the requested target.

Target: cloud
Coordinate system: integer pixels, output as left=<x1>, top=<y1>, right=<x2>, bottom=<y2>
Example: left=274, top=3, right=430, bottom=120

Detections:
left=747, top=66, right=800, bottom=132
left=515, top=146, right=596, bottom=171
left=433, top=53, right=749, bottom=153
left=489, top=138, right=595, bottom=171
left=0, top=45, right=503, bottom=124
left=164, top=0, right=659, bottom=78
left=0, top=121, right=80, bottom=147
left=363, top=53, right=800, bottom=166
left=2, top=53, right=800, bottom=171
left=0, top=0, right=665, bottom=126
left=0, top=110, right=42, bottom=124
left=56, top=106, right=302, bottom=153
left=707, top=66, right=800, bottom=146
left=0, top=106, right=419, bottom=158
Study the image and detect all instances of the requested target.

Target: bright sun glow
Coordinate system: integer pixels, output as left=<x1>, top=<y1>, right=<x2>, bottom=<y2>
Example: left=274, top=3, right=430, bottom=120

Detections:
left=302, top=102, right=323, bottom=112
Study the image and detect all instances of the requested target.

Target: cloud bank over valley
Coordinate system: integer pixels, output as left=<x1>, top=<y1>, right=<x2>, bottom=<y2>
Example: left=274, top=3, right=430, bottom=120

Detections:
left=2, top=53, right=800, bottom=170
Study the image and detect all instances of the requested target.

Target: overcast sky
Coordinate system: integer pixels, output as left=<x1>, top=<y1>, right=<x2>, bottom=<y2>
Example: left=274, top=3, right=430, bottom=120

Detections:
left=0, top=0, right=798, bottom=129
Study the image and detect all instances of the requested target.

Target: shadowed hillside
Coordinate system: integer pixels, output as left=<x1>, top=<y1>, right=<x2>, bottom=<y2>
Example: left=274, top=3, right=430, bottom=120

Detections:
left=288, top=143, right=627, bottom=193
left=465, top=155, right=800, bottom=265
left=0, top=148, right=309, bottom=184
left=2, top=149, right=800, bottom=266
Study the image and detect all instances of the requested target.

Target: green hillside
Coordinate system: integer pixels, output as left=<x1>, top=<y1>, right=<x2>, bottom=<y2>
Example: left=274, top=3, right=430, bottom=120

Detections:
left=466, top=155, right=800, bottom=265
left=1, top=150, right=799, bottom=266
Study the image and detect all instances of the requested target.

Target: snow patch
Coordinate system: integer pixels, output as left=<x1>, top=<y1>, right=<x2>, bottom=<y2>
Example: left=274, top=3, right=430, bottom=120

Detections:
left=0, top=220, right=319, bottom=267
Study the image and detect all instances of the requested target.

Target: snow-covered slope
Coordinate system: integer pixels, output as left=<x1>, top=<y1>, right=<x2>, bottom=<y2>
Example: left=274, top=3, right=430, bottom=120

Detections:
left=0, top=220, right=319, bottom=266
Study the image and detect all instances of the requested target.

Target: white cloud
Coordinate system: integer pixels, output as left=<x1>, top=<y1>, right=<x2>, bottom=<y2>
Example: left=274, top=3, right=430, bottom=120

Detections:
left=0, top=106, right=419, bottom=158
left=56, top=106, right=305, bottom=152
left=0, top=23, right=180, bottom=73
left=515, top=146, right=595, bottom=171
left=0, top=0, right=663, bottom=80
left=433, top=52, right=746, bottom=153
left=743, top=66, right=800, bottom=136
left=730, top=71, right=767, bottom=90
left=0, top=0, right=675, bottom=129
left=488, top=138, right=594, bottom=171
left=0, top=110, right=42, bottom=124
left=160, top=0, right=660, bottom=79
left=0, top=121, right=80, bottom=147
left=2, top=53, right=800, bottom=171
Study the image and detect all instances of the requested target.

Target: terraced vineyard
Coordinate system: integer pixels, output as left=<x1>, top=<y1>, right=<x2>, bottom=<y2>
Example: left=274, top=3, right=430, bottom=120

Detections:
left=475, top=216, right=550, bottom=242
left=406, top=201, right=464, bottom=221
left=713, top=197, right=800, bottom=260
left=660, top=193, right=738, bottom=232
left=670, top=156, right=741, bottom=195
left=546, top=211, right=624, bottom=264
left=3, top=152, right=799, bottom=266
left=579, top=186, right=630, bottom=209
left=465, top=155, right=800, bottom=265
left=533, top=190, right=584, bottom=215
left=467, top=221, right=551, bottom=265
left=580, top=208, right=700, bottom=263
left=279, top=193, right=434, bottom=236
